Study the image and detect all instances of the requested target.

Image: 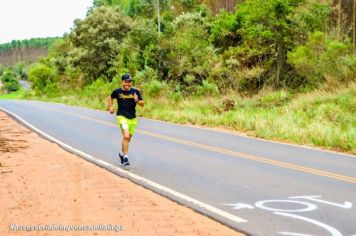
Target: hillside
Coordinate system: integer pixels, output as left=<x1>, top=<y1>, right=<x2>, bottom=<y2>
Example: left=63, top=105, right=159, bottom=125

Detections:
left=0, top=37, right=59, bottom=65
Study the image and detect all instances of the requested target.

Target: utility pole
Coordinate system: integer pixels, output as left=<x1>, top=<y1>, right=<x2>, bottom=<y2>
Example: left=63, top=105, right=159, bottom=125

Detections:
left=156, top=0, right=161, bottom=80
left=157, top=0, right=161, bottom=35
left=353, top=0, right=355, bottom=54
left=337, top=0, right=342, bottom=39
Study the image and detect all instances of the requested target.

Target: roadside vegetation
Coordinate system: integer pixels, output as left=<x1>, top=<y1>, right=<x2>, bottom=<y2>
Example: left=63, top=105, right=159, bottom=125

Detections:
left=0, top=0, right=355, bottom=153
left=23, top=80, right=355, bottom=154
left=0, top=62, right=29, bottom=95
left=0, top=88, right=25, bottom=99
left=0, top=63, right=23, bottom=94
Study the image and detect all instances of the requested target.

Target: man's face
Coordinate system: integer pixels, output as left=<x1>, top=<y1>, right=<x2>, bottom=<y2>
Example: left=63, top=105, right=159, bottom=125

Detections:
left=122, top=80, right=132, bottom=90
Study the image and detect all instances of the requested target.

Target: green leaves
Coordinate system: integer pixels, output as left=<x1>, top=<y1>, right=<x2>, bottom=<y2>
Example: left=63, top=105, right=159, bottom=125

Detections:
left=69, top=6, right=132, bottom=82
left=209, top=0, right=338, bottom=90
left=28, top=64, right=55, bottom=93
left=209, top=9, right=240, bottom=49
left=23, top=0, right=352, bottom=98
left=288, top=31, right=356, bottom=87
left=237, top=0, right=301, bottom=47
left=292, top=0, right=333, bottom=35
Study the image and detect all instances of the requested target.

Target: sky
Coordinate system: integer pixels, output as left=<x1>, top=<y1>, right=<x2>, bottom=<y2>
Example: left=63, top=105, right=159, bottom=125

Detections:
left=0, top=0, right=93, bottom=44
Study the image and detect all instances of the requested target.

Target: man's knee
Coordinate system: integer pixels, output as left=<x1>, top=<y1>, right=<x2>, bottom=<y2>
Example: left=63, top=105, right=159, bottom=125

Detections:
left=123, top=131, right=131, bottom=140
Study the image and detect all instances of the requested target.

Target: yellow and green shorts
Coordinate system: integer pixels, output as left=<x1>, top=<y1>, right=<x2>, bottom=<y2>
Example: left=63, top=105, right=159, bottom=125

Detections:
left=116, top=116, right=138, bottom=135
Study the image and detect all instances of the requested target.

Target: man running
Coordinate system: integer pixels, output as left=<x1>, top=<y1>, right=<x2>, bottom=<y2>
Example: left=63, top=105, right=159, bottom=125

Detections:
left=108, top=73, right=144, bottom=166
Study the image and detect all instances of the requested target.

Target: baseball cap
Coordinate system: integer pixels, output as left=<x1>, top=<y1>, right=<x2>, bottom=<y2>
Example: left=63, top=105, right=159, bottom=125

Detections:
left=121, top=73, right=133, bottom=81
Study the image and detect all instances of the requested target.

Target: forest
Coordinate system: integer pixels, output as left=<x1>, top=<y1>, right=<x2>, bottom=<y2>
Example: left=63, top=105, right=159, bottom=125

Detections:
left=0, top=37, right=59, bottom=65
left=20, top=0, right=354, bottom=93
left=1, top=0, right=355, bottom=153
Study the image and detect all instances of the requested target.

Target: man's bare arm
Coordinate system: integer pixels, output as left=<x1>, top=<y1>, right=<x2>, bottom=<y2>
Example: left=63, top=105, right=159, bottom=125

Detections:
left=134, top=93, right=144, bottom=107
left=107, top=96, right=115, bottom=114
left=137, top=100, right=144, bottom=107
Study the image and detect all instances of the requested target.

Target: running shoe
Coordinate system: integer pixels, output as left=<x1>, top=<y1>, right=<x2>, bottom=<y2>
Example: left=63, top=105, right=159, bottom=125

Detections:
left=118, top=152, right=124, bottom=164
left=122, top=156, right=130, bottom=166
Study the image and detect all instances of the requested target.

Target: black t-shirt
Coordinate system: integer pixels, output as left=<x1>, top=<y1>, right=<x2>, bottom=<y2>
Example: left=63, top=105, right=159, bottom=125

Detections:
left=111, top=88, right=143, bottom=119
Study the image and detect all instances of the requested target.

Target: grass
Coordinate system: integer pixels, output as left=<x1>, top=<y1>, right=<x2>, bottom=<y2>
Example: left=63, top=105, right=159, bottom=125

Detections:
left=0, top=89, right=26, bottom=99
left=140, top=85, right=355, bottom=154
left=25, top=82, right=356, bottom=154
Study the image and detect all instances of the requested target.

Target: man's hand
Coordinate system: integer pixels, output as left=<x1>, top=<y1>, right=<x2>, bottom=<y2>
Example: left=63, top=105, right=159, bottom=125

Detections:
left=107, top=96, right=115, bottom=114
left=133, top=92, right=144, bottom=107
left=134, top=93, right=139, bottom=103
left=109, top=106, right=115, bottom=114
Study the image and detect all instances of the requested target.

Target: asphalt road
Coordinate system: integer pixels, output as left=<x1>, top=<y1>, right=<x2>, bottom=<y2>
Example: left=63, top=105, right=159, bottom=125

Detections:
left=1, top=100, right=355, bottom=236
left=19, top=80, right=31, bottom=91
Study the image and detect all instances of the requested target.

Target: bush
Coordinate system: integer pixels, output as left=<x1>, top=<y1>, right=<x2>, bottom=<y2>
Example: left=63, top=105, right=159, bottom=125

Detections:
left=168, top=90, right=182, bottom=103
left=209, top=10, right=241, bottom=49
left=196, top=80, right=219, bottom=96
left=68, top=6, right=132, bottom=82
left=3, top=80, right=20, bottom=92
left=173, top=11, right=203, bottom=28
left=0, top=64, right=5, bottom=76
left=43, top=83, right=60, bottom=97
left=1, top=71, right=16, bottom=83
left=134, top=66, right=158, bottom=84
left=164, top=23, right=215, bottom=85
left=112, top=19, right=159, bottom=77
left=1, top=71, right=20, bottom=92
left=28, top=63, right=56, bottom=94
left=145, top=79, right=167, bottom=97
left=81, top=77, right=112, bottom=98
left=259, top=90, right=291, bottom=107
left=288, top=32, right=356, bottom=87
left=167, top=82, right=182, bottom=103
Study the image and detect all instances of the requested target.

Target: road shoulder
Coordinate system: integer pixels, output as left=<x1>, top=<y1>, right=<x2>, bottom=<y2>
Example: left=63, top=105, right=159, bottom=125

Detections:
left=0, top=111, right=245, bottom=236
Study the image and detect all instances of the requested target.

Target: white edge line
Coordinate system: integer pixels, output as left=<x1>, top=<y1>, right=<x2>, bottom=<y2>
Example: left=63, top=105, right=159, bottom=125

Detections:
left=0, top=107, right=247, bottom=227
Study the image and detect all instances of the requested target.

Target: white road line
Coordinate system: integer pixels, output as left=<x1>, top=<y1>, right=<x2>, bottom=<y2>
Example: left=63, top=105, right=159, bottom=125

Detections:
left=275, top=212, right=342, bottom=236
left=0, top=107, right=247, bottom=225
left=96, top=159, right=110, bottom=166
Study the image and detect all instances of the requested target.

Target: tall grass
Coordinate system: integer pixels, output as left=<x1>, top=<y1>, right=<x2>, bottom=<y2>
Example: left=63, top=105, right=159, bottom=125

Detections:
left=141, top=84, right=356, bottom=154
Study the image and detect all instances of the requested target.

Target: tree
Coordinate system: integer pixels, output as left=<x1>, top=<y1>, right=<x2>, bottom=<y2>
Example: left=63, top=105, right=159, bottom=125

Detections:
left=1, top=70, right=20, bottom=92
left=0, top=64, right=4, bottom=76
left=69, top=6, right=132, bottom=82
left=113, top=19, right=159, bottom=74
left=209, top=9, right=241, bottom=49
left=92, top=0, right=172, bottom=18
left=352, top=0, right=355, bottom=54
left=288, top=31, right=356, bottom=86
left=13, top=62, right=27, bottom=80
left=199, top=0, right=241, bottom=15
left=236, top=0, right=304, bottom=87
left=162, top=11, right=215, bottom=88
left=28, top=64, right=55, bottom=93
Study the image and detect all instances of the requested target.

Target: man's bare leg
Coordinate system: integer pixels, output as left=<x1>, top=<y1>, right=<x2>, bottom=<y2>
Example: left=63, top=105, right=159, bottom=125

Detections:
left=122, top=130, right=131, bottom=156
